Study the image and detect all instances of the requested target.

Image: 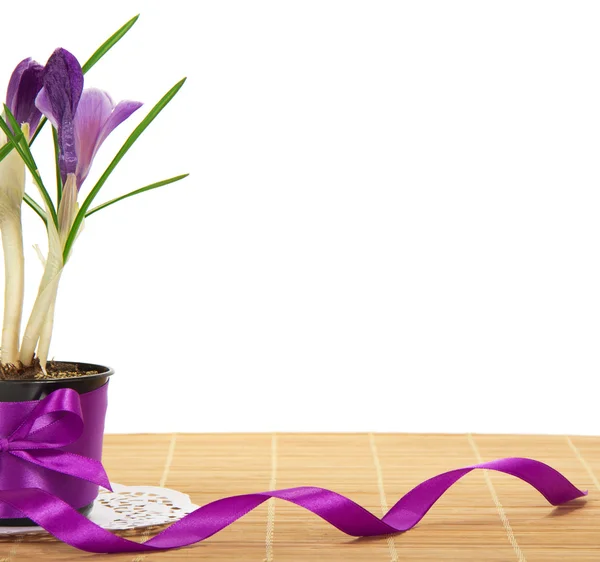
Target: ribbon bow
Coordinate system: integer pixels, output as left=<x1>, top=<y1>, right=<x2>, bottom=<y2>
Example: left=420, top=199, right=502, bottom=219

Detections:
left=0, top=388, right=111, bottom=490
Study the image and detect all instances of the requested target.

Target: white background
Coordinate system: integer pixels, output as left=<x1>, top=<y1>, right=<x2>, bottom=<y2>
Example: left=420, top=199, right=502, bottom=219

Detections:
left=1, top=1, right=599, bottom=435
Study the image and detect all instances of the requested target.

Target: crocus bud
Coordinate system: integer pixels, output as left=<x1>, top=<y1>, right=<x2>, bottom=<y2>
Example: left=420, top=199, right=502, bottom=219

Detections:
left=34, top=48, right=83, bottom=183
left=6, top=58, right=44, bottom=139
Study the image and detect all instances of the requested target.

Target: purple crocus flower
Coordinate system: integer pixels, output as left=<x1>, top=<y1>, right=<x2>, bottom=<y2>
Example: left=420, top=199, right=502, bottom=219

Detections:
left=72, top=89, right=142, bottom=187
left=6, top=58, right=44, bottom=138
left=35, top=48, right=142, bottom=188
left=35, top=48, right=82, bottom=182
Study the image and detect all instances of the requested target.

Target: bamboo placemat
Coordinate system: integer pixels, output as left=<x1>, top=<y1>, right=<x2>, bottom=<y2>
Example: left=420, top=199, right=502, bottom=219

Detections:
left=0, top=433, right=598, bottom=561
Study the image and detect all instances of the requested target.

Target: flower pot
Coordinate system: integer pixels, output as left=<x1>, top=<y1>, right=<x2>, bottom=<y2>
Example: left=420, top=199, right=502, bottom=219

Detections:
left=0, top=362, right=113, bottom=526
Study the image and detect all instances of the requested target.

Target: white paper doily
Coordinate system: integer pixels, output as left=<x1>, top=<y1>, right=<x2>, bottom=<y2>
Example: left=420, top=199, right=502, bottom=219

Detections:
left=0, top=483, right=199, bottom=536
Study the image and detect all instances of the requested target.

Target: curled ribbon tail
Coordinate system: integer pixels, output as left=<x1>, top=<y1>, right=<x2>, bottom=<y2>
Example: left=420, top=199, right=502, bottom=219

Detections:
left=0, top=456, right=587, bottom=554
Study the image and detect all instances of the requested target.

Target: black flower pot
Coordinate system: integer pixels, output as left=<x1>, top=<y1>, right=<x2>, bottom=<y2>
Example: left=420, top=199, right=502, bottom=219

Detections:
left=0, top=362, right=113, bottom=526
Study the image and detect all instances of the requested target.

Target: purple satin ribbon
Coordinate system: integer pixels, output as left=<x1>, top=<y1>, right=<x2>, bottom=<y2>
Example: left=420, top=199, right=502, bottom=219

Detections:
left=0, top=388, right=588, bottom=554
left=0, top=385, right=109, bottom=519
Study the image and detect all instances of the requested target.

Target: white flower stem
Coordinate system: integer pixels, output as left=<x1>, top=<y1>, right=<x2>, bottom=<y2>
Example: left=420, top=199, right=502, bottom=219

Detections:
left=19, top=269, right=61, bottom=367
left=20, top=173, right=76, bottom=367
left=36, top=292, right=57, bottom=368
left=0, top=213, right=24, bottom=365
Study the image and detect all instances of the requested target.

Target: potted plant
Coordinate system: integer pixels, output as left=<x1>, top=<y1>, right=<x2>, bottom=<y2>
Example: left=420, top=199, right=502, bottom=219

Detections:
left=0, top=12, right=589, bottom=556
left=0, top=15, right=187, bottom=525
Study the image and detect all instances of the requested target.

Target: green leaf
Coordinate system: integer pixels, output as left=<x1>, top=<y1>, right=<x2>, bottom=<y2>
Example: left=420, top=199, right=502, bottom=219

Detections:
left=0, top=116, right=27, bottom=160
left=63, top=77, right=187, bottom=260
left=0, top=115, right=31, bottom=171
left=3, top=110, right=22, bottom=143
left=86, top=174, right=189, bottom=217
left=29, top=14, right=140, bottom=147
left=52, top=127, right=63, bottom=205
left=0, top=141, right=14, bottom=163
left=28, top=117, right=46, bottom=145
left=23, top=194, right=48, bottom=225
left=81, top=14, right=140, bottom=74
left=0, top=109, right=58, bottom=227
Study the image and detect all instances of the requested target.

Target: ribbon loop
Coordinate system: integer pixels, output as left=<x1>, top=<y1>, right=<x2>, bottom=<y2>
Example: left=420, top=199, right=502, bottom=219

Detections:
left=0, top=388, right=110, bottom=489
left=7, top=387, right=84, bottom=448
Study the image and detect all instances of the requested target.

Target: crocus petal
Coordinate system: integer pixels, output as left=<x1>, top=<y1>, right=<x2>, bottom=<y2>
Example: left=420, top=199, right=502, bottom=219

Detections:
left=73, top=89, right=115, bottom=187
left=42, top=49, right=83, bottom=119
left=34, top=89, right=57, bottom=129
left=37, top=48, right=83, bottom=181
left=73, top=91, right=142, bottom=187
left=6, top=58, right=44, bottom=138
left=6, top=59, right=29, bottom=112
left=97, top=100, right=143, bottom=148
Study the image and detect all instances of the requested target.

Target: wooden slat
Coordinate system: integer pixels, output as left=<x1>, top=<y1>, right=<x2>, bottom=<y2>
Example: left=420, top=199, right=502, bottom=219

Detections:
left=1, top=433, right=598, bottom=561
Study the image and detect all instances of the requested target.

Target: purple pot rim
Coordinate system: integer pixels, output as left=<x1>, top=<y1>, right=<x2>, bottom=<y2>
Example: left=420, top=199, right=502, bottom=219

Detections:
left=0, top=363, right=114, bottom=385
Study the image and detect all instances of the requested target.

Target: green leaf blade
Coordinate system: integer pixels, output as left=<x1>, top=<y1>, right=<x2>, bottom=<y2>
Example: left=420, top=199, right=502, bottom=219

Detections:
left=81, top=14, right=140, bottom=74
left=0, top=142, right=14, bottom=163
left=3, top=110, right=22, bottom=142
left=85, top=174, right=189, bottom=217
left=23, top=194, right=48, bottom=225
left=28, top=118, right=46, bottom=145
left=52, top=127, right=63, bottom=205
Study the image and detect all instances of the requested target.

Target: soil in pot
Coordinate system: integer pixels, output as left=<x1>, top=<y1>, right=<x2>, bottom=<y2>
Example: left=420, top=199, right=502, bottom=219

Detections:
left=0, top=361, right=113, bottom=402
left=0, top=359, right=100, bottom=381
